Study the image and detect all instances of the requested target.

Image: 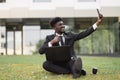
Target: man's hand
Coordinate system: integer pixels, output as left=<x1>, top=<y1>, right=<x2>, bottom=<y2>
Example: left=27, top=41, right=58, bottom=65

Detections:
left=96, top=9, right=103, bottom=26
left=50, top=36, right=60, bottom=45
left=96, top=13, right=103, bottom=26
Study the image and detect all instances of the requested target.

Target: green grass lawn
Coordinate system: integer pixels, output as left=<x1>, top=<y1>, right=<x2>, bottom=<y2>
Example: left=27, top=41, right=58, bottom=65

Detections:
left=0, top=55, right=120, bottom=80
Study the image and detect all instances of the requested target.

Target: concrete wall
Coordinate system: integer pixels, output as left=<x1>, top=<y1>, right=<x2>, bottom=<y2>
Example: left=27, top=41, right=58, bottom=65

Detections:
left=0, top=0, right=120, bottom=18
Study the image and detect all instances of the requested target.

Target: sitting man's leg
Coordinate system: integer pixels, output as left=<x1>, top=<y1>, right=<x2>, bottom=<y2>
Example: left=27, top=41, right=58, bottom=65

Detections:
left=68, top=57, right=86, bottom=78
left=43, top=61, right=70, bottom=74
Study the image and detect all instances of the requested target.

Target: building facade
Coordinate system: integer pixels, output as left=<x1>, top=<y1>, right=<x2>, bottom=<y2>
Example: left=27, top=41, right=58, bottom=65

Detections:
left=0, top=0, right=120, bottom=55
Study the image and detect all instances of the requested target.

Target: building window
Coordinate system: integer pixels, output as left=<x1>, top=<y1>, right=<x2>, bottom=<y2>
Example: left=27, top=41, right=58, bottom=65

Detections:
left=78, top=0, right=96, bottom=2
left=33, top=0, right=51, bottom=3
left=0, top=0, right=5, bottom=3
left=40, top=18, right=51, bottom=29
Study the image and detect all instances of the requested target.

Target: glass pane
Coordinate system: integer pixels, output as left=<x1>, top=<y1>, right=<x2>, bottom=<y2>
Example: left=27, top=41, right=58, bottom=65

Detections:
left=109, top=21, right=119, bottom=53
left=7, top=32, right=14, bottom=55
left=92, top=29, right=110, bottom=54
left=73, top=17, right=119, bottom=54
left=79, top=31, right=92, bottom=54
left=15, top=31, right=21, bottom=55
left=23, top=26, right=40, bottom=55
left=0, top=26, right=5, bottom=55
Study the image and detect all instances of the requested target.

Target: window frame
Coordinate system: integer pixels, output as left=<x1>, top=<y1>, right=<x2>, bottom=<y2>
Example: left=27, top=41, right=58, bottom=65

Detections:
left=0, top=0, right=6, bottom=3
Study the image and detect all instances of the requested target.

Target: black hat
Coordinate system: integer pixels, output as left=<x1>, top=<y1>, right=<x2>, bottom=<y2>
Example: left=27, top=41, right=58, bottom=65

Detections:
left=49, top=17, right=63, bottom=27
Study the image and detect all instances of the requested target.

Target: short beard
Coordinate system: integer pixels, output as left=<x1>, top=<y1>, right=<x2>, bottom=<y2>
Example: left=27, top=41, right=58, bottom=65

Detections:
left=57, top=31, right=65, bottom=34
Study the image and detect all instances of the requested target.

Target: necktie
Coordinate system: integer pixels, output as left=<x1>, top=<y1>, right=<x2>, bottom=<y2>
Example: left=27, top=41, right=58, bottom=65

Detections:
left=59, top=36, right=64, bottom=46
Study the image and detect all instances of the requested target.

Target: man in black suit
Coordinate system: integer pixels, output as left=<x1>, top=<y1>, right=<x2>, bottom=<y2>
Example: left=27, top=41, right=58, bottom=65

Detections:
left=39, top=14, right=103, bottom=78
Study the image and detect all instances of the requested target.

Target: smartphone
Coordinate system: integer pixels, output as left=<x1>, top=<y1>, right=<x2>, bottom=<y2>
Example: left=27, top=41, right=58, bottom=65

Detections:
left=97, top=9, right=102, bottom=19
left=97, top=9, right=100, bottom=15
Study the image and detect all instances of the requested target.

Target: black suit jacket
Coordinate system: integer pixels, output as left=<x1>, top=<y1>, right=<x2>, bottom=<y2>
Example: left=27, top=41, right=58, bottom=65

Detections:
left=39, top=26, right=95, bottom=58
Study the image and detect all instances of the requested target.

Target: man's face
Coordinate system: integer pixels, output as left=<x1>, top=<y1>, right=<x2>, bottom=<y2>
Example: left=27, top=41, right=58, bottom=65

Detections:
left=54, top=21, right=65, bottom=34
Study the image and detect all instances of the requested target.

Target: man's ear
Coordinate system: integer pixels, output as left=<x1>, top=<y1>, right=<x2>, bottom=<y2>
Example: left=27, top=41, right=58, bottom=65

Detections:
left=51, top=25, right=54, bottom=29
left=53, top=27, right=56, bottom=30
left=53, top=25, right=56, bottom=29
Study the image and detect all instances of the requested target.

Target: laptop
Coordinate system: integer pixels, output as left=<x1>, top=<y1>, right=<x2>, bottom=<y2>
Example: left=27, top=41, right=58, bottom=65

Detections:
left=45, top=46, right=71, bottom=62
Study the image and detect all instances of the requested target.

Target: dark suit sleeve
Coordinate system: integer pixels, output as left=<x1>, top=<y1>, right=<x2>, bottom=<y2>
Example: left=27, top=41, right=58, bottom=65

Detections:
left=39, top=36, right=50, bottom=54
left=73, top=26, right=95, bottom=41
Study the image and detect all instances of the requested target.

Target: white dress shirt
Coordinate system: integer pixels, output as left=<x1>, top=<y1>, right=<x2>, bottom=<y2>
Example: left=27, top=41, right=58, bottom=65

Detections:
left=48, top=33, right=65, bottom=47
left=48, top=23, right=98, bottom=47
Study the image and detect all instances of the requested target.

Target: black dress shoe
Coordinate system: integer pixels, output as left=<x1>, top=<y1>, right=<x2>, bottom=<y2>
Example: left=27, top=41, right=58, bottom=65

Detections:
left=73, top=72, right=81, bottom=79
left=74, top=58, right=82, bottom=72
left=81, top=69, right=86, bottom=76
left=72, top=58, right=82, bottom=78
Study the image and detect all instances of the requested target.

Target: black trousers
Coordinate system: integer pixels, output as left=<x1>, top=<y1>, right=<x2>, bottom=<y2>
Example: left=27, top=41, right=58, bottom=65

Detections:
left=43, top=59, right=75, bottom=74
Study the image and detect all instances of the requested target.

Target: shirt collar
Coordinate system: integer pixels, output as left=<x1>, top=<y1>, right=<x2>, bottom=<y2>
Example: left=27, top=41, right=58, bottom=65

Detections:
left=55, top=33, right=64, bottom=36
